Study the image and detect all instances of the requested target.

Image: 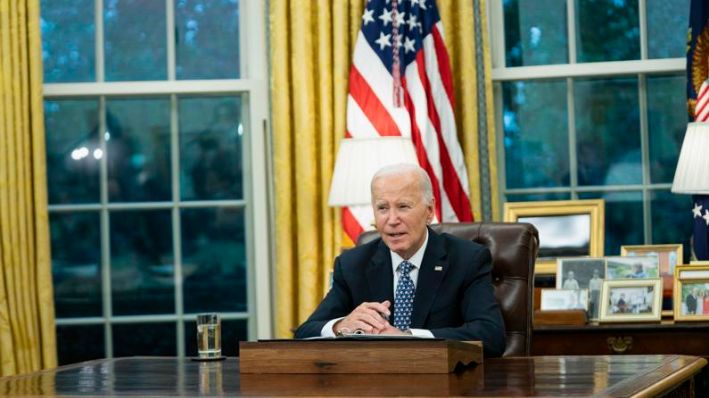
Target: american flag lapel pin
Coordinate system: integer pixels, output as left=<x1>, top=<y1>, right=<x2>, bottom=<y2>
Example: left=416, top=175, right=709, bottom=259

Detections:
left=434, top=265, right=443, bottom=271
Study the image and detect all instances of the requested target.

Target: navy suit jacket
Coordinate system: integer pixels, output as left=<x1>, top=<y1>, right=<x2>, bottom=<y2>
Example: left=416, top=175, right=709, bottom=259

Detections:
left=294, top=228, right=506, bottom=357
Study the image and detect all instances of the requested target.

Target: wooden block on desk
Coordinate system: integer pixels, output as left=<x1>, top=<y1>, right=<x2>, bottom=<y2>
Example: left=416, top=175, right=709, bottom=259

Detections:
left=239, top=339, right=482, bottom=374
left=534, top=309, right=587, bottom=326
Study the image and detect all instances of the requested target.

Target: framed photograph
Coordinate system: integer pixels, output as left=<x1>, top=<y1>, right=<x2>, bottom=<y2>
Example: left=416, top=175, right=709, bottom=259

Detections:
left=503, top=199, right=605, bottom=274
left=674, top=265, right=709, bottom=321
left=605, top=256, right=660, bottom=280
left=540, top=289, right=589, bottom=311
left=621, top=244, right=682, bottom=313
left=556, top=258, right=605, bottom=320
left=599, top=279, right=662, bottom=322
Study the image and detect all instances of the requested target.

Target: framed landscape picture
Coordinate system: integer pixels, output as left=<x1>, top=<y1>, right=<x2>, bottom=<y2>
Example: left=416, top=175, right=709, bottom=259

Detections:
left=674, top=265, right=709, bottom=321
left=605, top=256, right=660, bottom=280
left=503, top=199, right=605, bottom=274
left=599, top=279, right=662, bottom=323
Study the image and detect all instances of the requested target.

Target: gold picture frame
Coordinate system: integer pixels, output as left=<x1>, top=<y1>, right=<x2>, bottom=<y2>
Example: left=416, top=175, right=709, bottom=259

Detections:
left=503, top=199, right=605, bottom=274
left=673, top=265, right=709, bottom=321
left=621, top=244, right=683, bottom=318
left=555, top=257, right=605, bottom=320
left=599, top=279, right=662, bottom=323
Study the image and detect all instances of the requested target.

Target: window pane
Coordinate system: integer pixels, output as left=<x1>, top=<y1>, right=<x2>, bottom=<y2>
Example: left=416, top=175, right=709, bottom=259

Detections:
left=651, top=190, right=692, bottom=263
left=40, top=0, right=95, bottom=82
left=184, top=319, right=246, bottom=357
left=647, top=0, right=690, bottom=59
left=502, top=80, right=569, bottom=189
left=179, top=96, right=244, bottom=200
left=56, top=325, right=105, bottom=365
left=113, top=323, right=176, bottom=356
left=111, top=210, right=174, bottom=315
left=182, top=208, right=247, bottom=313
left=575, top=0, right=640, bottom=62
left=647, top=74, right=687, bottom=184
left=579, top=191, right=644, bottom=255
left=575, top=77, right=641, bottom=186
left=44, top=99, right=100, bottom=204
left=503, top=0, right=568, bottom=66
left=106, top=98, right=171, bottom=202
left=104, top=0, right=167, bottom=81
left=176, top=0, right=240, bottom=79
left=505, top=192, right=571, bottom=202
left=51, top=212, right=102, bottom=318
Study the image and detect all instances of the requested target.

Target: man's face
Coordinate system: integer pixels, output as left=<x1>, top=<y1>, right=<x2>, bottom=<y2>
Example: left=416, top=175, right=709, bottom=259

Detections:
left=371, top=171, right=434, bottom=260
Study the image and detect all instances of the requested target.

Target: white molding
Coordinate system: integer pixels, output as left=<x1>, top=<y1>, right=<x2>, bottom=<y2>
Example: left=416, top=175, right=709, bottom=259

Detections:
left=55, top=312, right=250, bottom=326
left=492, top=58, right=684, bottom=81
left=242, top=0, right=273, bottom=341
left=166, top=0, right=176, bottom=80
left=43, top=80, right=258, bottom=96
left=95, top=0, right=104, bottom=82
left=567, top=0, right=576, bottom=64
left=489, top=0, right=505, bottom=69
left=639, top=0, right=648, bottom=60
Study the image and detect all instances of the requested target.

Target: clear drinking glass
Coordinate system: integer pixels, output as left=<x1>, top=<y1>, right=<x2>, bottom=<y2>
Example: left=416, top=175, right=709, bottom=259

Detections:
left=196, top=313, right=222, bottom=359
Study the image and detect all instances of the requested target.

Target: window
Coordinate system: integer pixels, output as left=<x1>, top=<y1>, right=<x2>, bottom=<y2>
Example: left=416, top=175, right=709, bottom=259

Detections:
left=41, top=0, right=271, bottom=364
left=490, top=0, right=691, bottom=259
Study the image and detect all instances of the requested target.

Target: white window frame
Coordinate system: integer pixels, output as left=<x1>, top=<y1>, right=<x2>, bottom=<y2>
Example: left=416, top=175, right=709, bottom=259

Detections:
left=44, top=0, right=273, bottom=358
left=487, top=0, right=685, bottom=243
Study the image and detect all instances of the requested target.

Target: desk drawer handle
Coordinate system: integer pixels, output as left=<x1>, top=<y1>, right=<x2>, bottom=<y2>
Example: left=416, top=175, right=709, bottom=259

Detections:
left=607, top=336, right=633, bottom=354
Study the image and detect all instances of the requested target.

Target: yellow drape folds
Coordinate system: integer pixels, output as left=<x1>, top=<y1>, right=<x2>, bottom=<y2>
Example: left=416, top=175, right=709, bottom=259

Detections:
left=0, top=0, right=57, bottom=376
left=270, top=0, right=498, bottom=338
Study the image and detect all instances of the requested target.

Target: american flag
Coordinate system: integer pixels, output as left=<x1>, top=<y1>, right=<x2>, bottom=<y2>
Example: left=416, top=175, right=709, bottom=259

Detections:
left=692, top=196, right=709, bottom=260
left=342, top=0, right=473, bottom=242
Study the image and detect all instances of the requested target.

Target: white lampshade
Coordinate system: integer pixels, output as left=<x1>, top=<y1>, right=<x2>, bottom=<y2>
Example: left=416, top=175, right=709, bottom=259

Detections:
left=672, top=122, right=709, bottom=194
left=328, top=136, right=419, bottom=206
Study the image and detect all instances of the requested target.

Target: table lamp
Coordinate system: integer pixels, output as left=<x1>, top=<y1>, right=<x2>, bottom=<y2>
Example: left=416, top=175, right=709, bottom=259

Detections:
left=671, top=122, right=709, bottom=260
left=328, top=136, right=419, bottom=207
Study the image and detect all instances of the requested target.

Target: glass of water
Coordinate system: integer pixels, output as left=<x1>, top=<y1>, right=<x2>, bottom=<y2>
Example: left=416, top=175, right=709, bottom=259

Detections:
left=196, top=313, right=222, bottom=359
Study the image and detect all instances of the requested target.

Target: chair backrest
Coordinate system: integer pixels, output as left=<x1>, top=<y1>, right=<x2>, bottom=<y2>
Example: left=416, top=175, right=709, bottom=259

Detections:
left=358, top=222, right=538, bottom=357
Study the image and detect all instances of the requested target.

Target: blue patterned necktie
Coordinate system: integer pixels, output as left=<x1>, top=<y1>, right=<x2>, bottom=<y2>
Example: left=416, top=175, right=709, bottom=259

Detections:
left=393, top=260, right=415, bottom=330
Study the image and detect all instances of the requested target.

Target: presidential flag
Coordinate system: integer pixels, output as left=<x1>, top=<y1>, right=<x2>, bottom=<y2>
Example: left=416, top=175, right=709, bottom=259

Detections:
left=687, top=0, right=709, bottom=120
left=342, top=0, right=473, bottom=242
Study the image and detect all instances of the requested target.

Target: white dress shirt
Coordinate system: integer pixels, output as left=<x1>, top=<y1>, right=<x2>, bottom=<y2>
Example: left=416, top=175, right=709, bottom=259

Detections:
left=321, top=230, right=434, bottom=338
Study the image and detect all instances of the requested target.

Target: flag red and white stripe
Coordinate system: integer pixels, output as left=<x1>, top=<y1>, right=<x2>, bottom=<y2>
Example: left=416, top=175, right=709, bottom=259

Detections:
left=695, top=80, right=709, bottom=121
left=342, top=0, right=473, bottom=242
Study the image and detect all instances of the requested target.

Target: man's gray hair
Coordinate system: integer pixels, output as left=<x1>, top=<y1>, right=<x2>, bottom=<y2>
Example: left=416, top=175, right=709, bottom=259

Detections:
left=371, top=163, right=434, bottom=203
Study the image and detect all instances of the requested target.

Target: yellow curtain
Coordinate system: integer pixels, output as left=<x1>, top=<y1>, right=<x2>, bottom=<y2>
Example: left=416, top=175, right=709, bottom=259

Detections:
left=270, top=0, right=498, bottom=338
left=0, top=0, right=57, bottom=376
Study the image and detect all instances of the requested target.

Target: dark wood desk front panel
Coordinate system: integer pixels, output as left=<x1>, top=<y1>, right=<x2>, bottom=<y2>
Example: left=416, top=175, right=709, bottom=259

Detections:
left=0, top=355, right=705, bottom=397
left=533, top=322, right=709, bottom=356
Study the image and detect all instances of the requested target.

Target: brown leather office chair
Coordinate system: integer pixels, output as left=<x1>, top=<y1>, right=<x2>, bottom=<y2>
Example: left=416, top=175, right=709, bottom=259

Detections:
left=358, top=222, right=539, bottom=357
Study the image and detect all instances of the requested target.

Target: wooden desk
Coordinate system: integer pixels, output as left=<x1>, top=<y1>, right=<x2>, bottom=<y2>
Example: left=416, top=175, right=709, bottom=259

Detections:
left=533, top=322, right=709, bottom=356
left=0, top=355, right=705, bottom=397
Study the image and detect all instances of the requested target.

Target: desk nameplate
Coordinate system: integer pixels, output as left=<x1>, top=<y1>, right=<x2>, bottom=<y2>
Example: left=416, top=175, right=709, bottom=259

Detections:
left=238, top=339, right=483, bottom=374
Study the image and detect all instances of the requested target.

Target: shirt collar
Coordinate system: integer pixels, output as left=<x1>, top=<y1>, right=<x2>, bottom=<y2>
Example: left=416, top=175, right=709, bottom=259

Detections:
left=390, top=228, right=429, bottom=271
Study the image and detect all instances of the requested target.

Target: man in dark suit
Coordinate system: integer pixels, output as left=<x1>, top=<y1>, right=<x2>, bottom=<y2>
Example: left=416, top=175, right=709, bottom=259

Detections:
left=294, top=164, right=506, bottom=357
left=686, top=289, right=698, bottom=314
